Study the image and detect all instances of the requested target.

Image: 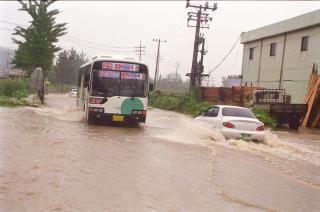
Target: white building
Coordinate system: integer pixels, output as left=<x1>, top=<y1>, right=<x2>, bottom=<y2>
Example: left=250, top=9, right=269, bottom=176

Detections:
left=221, top=75, right=241, bottom=87
left=240, top=9, right=320, bottom=103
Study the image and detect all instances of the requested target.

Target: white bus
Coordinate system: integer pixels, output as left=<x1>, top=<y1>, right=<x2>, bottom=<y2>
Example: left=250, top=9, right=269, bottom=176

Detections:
left=77, top=55, right=150, bottom=124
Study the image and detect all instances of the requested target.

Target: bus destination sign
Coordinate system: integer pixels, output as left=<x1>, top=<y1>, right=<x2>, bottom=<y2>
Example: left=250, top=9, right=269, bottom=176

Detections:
left=102, top=62, right=139, bottom=72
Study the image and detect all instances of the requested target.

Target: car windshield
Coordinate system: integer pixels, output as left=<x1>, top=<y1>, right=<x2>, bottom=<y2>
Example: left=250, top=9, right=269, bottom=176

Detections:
left=222, top=107, right=256, bottom=118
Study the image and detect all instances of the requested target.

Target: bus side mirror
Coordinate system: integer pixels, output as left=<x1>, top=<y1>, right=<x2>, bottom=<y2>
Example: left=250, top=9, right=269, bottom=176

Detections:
left=149, top=83, right=154, bottom=92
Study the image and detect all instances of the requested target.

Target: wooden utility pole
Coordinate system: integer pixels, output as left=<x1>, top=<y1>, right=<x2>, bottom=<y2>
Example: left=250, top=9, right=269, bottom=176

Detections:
left=186, top=0, right=217, bottom=92
left=153, top=38, right=166, bottom=90
left=198, top=36, right=206, bottom=86
left=175, top=60, right=180, bottom=81
left=134, top=40, right=146, bottom=61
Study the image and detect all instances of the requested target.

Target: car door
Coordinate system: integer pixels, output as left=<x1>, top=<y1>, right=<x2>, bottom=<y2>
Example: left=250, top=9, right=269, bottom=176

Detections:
left=200, top=106, right=220, bottom=128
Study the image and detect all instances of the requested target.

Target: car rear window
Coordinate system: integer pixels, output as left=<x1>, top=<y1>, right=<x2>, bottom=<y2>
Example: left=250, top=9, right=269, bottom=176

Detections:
left=222, top=107, right=256, bottom=118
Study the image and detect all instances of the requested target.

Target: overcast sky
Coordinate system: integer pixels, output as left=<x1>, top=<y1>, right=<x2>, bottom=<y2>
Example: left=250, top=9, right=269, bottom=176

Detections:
left=1, top=1, right=320, bottom=85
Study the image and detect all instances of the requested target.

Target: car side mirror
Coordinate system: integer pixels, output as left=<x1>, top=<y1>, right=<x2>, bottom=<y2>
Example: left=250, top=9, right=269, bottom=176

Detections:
left=149, top=83, right=154, bottom=92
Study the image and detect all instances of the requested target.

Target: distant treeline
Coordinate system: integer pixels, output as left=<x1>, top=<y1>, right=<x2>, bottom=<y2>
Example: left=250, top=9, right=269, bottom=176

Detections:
left=48, top=48, right=88, bottom=85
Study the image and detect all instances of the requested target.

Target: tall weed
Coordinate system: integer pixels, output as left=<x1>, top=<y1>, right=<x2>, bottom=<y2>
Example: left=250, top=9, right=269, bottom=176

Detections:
left=0, top=78, right=29, bottom=99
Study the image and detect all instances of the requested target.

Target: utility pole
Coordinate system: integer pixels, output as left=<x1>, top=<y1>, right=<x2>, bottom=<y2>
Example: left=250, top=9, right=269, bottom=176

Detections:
left=186, top=0, right=217, bottom=92
left=134, top=40, right=146, bottom=61
left=153, top=38, right=166, bottom=91
left=6, top=51, right=9, bottom=71
left=174, top=60, right=180, bottom=81
left=198, top=35, right=206, bottom=86
left=174, top=60, right=181, bottom=91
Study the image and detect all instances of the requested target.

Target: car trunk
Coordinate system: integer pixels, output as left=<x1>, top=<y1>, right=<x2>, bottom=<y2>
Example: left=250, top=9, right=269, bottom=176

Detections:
left=223, top=117, right=262, bottom=131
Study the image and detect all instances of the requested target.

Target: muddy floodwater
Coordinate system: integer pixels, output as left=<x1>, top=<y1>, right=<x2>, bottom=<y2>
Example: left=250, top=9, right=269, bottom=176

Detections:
left=0, top=94, right=319, bottom=211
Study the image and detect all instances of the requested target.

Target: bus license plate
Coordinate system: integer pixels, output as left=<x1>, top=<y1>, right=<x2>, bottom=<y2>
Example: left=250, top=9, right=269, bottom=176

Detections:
left=112, top=115, right=124, bottom=122
left=241, top=133, right=251, bottom=141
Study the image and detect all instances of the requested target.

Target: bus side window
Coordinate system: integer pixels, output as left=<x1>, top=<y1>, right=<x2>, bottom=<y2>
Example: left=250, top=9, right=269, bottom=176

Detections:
left=78, top=69, right=83, bottom=87
left=83, top=65, right=91, bottom=88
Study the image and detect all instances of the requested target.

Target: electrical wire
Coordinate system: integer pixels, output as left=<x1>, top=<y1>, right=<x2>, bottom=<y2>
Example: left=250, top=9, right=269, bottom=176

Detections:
left=163, top=24, right=188, bottom=42
left=208, top=33, right=243, bottom=76
left=160, top=16, right=185, bottom=38
left=65, top=35, right=133, bottom=49
left=0, top=28, right=14, bottom=32
left=62, top=37, right=135, bottom=53
left=0, top=19, right=135, bottom=50
left=0, top=20, right=27, bottom=27
left=230, top=41, right=241, bottom=75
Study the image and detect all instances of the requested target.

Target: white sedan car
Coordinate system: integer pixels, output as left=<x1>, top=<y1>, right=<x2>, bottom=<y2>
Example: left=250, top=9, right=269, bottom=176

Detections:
left=69, top=88, right=78, bottom=97
left=195, top=105, right=266, bottom=142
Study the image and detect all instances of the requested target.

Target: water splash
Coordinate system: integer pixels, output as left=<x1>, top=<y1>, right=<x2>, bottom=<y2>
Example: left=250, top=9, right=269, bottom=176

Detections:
left=146, top=109, right=320, bottom=166
left=146, top=109, right=226, bottom=146
left=25, top=105, right=84, bottom=122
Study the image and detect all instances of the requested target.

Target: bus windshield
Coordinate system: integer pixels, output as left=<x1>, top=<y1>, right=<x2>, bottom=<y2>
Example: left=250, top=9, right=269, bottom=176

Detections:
left=91, top=61, right=147, bottom=98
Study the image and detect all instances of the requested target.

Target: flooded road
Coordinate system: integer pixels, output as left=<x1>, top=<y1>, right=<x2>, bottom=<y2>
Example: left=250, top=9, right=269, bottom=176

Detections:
left=0, top=94, right=319, bottom=211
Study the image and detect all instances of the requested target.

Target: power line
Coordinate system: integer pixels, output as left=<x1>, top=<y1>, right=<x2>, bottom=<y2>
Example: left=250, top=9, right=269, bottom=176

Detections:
left=65, top=35, right=133, bottom=49
left=0, top=19, right=135, bottom=50
left=230, top=41, right=241, bottom=75
left=134, top=40, right=146, bottom=61
left=208, top=33, right=242, bottom=75
left=0, top=28, right=14, bottom=32
left=0, top=20, right=27, bottom=27
left=163, top=23, right=187, bottom=41
left=62, top=37, right=135, bottom=53
left=160, top=16, right=185, bottom=38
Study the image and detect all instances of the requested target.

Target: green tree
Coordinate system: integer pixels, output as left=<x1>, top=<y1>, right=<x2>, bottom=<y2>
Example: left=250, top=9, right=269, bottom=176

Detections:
left=52, top=47, right=88, bottom=90
left=12, top=0, right=67, bottom=77
left=157, top=71, right=187, bottom=93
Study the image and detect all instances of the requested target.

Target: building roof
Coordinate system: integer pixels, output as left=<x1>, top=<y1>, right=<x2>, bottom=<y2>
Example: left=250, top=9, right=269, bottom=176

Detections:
left=241, top=9, right=320, bottom=44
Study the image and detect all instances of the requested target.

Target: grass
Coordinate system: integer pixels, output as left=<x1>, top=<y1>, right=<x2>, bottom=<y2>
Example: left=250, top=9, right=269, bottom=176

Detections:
left=148, top=89, right=211, bottom=117
left=0, top=78, right=29, bottom=98
left=0, top=96, right=30, bottom=107
left=0, top=78, right=30, bottom=107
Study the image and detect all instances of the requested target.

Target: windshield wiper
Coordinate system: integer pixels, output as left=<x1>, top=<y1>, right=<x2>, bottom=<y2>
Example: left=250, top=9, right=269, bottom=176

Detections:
left=131, top=88, right=135, bottom=99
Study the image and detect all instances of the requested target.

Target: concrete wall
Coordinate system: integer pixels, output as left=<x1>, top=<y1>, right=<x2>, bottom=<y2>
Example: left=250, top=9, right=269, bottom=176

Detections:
left=241, top=40, right=261, bottom=86
left=241, top=26, right=320, bottom=103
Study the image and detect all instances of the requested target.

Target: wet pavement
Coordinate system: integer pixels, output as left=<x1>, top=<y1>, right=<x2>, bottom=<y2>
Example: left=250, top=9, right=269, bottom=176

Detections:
left=0, top=94, right=319, bottom=212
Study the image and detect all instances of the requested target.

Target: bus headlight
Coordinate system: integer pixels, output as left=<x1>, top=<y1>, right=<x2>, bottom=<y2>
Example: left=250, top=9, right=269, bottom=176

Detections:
left=132, top=110, right=146, bottom=116
left=89, top=98, right=103, bottom=104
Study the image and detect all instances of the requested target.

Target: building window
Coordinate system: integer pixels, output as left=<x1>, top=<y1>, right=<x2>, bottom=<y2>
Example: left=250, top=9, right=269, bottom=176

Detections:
left=270, top=43, right=276, bottom=56
left=249, top=48, right=254, bottom=60
left=301, top=36, right=309, bottom=51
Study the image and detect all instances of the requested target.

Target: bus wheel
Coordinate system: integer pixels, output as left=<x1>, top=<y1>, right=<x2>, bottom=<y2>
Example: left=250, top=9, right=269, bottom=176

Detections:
left=86, top=109, right=94, bottom=124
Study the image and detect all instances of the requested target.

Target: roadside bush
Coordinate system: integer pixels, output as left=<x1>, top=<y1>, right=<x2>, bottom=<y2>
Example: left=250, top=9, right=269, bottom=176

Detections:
left=0, top=78, right=29, bottom=99
left=148, top=89, right=211, bottom=116
left=0, top=96, right=29, bottom=107
left=253, top=109, right=276, bottom=128
left=149, top=90, right=276, bottom=128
